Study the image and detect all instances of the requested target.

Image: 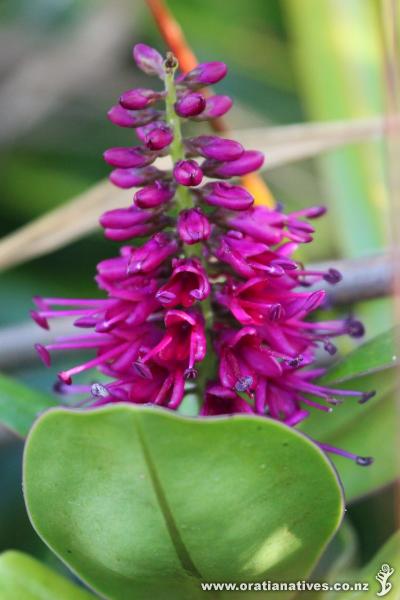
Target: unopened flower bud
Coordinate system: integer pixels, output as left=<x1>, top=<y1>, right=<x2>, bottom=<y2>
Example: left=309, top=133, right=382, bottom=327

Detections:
left=173, top=160, right=203, bottom=186
left=120, top=88, right=163, bottom=110
left=202, top=182, right=254, bottom=210
left=193, top=95, right=233, bottom=120
left=103, top=146, right=155, bottom=168
left=144, top=124, right=173, bottom=150
left=107, top=105, right=159, bottom=128
left=206, top=150, right=264, bottom=177
left=186, top=135, right=243, bottom=161
left=109, top=166, right=162, bottom=189
left=134, top=181, right=174, bottom=208
left=175, top=93, right=206, bottom=117
left=180, top=62, right=227, bottom=87
left=177, top=208, right=211, bottom=244
left=128, top=233, right=178, bottom=274
left=133, top=43, right=164, bottom=77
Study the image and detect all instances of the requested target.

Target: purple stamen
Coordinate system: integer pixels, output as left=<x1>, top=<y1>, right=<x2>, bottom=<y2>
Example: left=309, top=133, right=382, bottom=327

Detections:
left=319, top=443, right=374, bottom=466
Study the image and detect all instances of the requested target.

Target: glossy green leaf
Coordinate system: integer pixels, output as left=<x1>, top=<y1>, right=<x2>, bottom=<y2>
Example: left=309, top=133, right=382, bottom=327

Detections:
left=327, top=530, right=400, bottom=599
left=0, top=551, right=95, bottom=599
left=301, top=328, right=399, bottom=501
left=0, top=373, right=56, bottom=437
left=24, top=405, right=344, bottom=600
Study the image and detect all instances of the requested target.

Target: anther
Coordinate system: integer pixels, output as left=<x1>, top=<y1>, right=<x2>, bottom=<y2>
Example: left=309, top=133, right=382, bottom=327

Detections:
left=184, top=367, right=198, bottom=380
left=323, top=341, right=337, bottom=355
left=323, top=268, right=342, bottom=284
left=91, top=383, right=109, bottom=398
left=358, top=390, right=376, bottom=404
left=346, top=319, right=365, bottom=338
left=356, top=456, right=374, bottom=466
left=235, top=375, right=253, bottom=392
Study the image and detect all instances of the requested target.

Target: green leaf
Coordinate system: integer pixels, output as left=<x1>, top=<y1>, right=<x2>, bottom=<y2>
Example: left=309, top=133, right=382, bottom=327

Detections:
left=321, top=327, right=399, bottom=384
left=301, top=328, right=399, bottom=501
left=0, top=373, right=56, bottom=437
left=0, top=551, right=95, bottom=599
left=326, top=530, right=400, bottom=599
left=24, top=405, right=344, bottom=600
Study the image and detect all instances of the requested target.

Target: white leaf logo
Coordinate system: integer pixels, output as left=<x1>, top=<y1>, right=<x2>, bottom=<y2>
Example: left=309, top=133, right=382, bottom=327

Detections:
left=376, top=563, right=394, bottom=597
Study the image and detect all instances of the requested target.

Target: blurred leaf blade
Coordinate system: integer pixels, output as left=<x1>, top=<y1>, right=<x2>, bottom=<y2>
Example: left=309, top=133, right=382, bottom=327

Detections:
left=0, top=373, right=56, bottom=437
left=326, top=529, right=400, bottom=599
left=0, top=550, right=96, bottom=599
left=284, top=0, right=387, bottom=257
left=301, top=328, right=399, bottom=501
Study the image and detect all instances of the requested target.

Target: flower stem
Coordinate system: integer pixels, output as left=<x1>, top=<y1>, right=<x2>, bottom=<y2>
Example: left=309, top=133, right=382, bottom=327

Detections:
left=164, top=54, right=191, bottom=212
left=164, top=53, right=217, bottom=397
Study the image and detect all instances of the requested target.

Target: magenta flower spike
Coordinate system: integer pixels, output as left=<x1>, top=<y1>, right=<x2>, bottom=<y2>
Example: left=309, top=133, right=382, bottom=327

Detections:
left=32, top=43, right=374, bottom=468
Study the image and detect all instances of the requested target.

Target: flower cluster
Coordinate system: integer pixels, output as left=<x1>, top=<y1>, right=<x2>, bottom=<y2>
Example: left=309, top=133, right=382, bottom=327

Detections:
left=32, top=44, right=373, bottom=466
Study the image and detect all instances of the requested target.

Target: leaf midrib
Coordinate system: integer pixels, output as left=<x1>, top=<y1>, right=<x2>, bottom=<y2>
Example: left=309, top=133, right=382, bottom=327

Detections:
left=134, top=416, right=203, bottom=582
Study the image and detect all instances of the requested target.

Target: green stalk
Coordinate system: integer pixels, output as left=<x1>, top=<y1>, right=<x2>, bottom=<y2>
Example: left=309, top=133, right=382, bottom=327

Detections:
left=164, top=54, right=192, bottom=212
left=163, top=54, right=217, bottom=395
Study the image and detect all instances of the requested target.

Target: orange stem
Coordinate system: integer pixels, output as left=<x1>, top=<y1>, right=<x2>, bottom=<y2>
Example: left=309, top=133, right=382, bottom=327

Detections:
left=147, top=0, right=197, bottom=72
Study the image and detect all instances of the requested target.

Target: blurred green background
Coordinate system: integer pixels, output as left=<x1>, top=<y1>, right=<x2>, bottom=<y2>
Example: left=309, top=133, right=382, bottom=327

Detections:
left=0, top=0, right=396, bottom=586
